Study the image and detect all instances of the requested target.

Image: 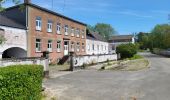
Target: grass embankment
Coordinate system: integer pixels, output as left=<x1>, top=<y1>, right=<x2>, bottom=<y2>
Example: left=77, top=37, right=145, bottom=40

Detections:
left=100, top=54, right=150, bottom=71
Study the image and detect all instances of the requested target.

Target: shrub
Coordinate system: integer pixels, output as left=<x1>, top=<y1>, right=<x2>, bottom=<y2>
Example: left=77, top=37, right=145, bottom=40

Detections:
left=0, top=65, right=43, bottom=100
left=116, top=43, right=138, bottom=59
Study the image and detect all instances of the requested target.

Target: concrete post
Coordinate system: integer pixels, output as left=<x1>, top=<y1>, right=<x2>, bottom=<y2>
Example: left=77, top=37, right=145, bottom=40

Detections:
left=42, top=51, right=49, bottom=78
left=69, top=52, right=74, bottom=71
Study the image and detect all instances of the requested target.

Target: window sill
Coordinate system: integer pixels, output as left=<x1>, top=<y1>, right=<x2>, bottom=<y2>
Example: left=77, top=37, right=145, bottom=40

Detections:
left=35, top=51, right=41, bottom=53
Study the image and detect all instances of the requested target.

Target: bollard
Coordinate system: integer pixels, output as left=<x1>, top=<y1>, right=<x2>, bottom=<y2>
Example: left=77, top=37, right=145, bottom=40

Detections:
left=69, top=51, right=74, bottom=71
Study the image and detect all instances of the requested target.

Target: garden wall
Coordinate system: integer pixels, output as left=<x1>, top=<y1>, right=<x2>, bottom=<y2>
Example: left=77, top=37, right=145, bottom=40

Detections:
left=0, top=57, right=49, bottom=73
left=73, top=54, right=117, bottom=67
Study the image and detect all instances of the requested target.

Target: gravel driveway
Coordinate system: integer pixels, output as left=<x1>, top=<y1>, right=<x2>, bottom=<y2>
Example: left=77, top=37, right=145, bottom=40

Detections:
left=43, top=52, right=170, bottom=100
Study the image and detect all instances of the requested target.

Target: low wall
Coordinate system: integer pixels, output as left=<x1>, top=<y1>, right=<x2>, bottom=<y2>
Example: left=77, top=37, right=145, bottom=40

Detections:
left=73, top=54, right=117, bottom=67
left=0, top=57, right=49, bottom=73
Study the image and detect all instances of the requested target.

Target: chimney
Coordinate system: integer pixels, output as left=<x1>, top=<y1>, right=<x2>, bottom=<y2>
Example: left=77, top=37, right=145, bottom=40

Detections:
left=24, top=0, right=31, bottom=4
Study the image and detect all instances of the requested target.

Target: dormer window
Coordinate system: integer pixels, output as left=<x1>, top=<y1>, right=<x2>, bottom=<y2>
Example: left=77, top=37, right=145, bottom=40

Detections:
left=36, top=17, right=41, bottom=31
left=47, top=20, right=53, bottom=33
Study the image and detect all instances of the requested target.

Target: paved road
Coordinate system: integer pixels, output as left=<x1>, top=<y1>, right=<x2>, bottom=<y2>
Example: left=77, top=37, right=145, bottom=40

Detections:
left=44, top=53, right=170, bottom=100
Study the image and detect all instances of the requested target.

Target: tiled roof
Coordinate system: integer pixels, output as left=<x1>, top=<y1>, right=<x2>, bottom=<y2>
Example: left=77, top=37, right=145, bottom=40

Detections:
left=0, top=15, right=26, bottom=29
left=87, top=31, right=107, bottom=42
left=110, top=35, right=133, bottom=40
left=4, top=3, right=86, bottom=26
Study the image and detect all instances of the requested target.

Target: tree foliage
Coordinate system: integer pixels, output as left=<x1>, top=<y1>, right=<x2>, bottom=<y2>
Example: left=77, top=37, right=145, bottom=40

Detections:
left=0, top=0, right=20, bottom=11
left=116, top=43, right=138, bottom=59
left=137, top=32, right=150, bottom=50
left=150, top=24, right=170, bottom=49
left=87, top=23, right=117, bottom=40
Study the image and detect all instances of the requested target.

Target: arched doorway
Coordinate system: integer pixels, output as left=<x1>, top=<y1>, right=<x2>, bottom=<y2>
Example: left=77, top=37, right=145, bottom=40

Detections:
left=2, top=47, right=27, bottom=58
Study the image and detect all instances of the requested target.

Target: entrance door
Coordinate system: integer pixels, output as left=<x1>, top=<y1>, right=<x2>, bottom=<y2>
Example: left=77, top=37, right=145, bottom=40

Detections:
left=64, top=41, right=69, bottom=55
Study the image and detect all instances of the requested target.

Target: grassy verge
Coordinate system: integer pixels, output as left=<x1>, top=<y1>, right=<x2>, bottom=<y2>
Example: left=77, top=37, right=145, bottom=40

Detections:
left=111, top=59, right=149, bottom=71
left=126, top=54, right=143, bottom=60
left=50, top=64, right=70, bottom=71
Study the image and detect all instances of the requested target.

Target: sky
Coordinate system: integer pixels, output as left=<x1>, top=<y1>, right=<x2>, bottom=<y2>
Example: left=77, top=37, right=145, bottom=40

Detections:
left=2, top=0, right=170, bottom=34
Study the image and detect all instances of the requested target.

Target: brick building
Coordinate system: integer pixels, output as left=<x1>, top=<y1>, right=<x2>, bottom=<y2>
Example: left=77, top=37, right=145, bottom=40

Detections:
left=0, top=0, right=86, bottom=63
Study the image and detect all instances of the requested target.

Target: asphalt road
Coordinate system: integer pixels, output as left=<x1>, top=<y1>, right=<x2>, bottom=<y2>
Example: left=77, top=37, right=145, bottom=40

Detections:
left=44, top=53, right=170, bottom=100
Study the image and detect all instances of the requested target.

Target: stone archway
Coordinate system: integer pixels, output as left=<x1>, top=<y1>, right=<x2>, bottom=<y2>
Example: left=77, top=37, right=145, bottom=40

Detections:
left=2, top=47, right=27, bottom=58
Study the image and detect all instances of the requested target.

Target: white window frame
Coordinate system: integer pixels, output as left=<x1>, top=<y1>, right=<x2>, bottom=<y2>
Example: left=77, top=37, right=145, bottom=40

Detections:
left=82, top=43, right=85, bottom=51
left=57, top=40, right=61, bottom=52
left=64, top=25, right=69, bottom=35
left=36, top=17, right=42, bottom=31
left=76, top=29, right=80, bottom=37
left=71, top=42, right=75, bottom=51
left=36, top=39, right=41, bottom=52
left=82, top=30, right=85, bottom=38
left=71, top=28, right=74, bottom=36
left=57, top=23, right=61, bottom=34
left=48, top=40, right=52, bottom=52
left=88, top=44, right=90, bottom=51
left=77, top=42, right=80, bottom=52
left=47, top=20, right=53, bottom=33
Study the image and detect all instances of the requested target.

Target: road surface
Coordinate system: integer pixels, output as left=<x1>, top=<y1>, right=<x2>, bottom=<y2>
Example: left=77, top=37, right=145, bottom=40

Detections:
left=44, top=53, right=170, bottom=100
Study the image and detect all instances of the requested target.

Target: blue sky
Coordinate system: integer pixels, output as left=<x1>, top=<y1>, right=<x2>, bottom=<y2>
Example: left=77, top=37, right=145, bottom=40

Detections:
left=2, top=0, right=170, bottom=34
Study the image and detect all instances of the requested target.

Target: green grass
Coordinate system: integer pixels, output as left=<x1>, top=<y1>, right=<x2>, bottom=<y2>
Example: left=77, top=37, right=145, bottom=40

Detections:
left=127, top=54, right=144, bottom=60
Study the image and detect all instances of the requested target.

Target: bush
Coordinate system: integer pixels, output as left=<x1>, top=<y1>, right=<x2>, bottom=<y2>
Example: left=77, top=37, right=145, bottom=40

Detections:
left=116, top=43, right=138, bottom=59
left=0, top=65, right=43, bottom=100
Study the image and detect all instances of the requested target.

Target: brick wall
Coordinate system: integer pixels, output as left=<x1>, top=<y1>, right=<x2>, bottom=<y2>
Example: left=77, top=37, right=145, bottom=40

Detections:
left=27, top=6, right=86, bottom=63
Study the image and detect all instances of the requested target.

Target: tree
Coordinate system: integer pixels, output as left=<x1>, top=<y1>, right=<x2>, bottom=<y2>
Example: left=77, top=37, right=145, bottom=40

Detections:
left=94, top=23, right=117, bottom=40
left=150, top=24, right=170, bottom=49
left=137, top=32, right=150, bottom=50
left=0, top=0, right=20, bottom=11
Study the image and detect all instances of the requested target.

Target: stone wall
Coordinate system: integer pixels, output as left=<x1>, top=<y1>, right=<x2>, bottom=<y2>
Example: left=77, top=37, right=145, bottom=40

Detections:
left=0, top=58, right=49, bottom=72
left=73, top=54, right=117, bottom=67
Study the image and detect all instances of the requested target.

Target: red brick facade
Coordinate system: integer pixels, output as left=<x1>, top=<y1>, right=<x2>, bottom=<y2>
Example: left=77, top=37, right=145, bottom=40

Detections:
left=27, top=6, right=86, bottom=63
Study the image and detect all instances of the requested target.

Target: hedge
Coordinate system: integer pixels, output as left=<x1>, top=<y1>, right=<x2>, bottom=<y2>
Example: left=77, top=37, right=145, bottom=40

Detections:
left=116, top=43, right=138, bottom=59
left=0, top=65, right=43, bottom=100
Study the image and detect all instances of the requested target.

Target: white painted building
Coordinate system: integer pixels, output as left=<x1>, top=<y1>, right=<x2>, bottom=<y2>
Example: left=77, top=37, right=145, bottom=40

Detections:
left=109, top=35, right=135, bottom=54
left=86, top=32, right=109, bottom=55
left=0, top=15, right=27, bottom=59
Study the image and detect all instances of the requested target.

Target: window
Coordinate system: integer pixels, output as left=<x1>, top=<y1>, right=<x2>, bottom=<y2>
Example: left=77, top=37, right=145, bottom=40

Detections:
left=76, top=28, right=80, bottom=37
left=57, top=23, right=61, bottom=34
left=82, top=43, right=85, bottom=51
left=77, top=42, right=80, bottom=52
left=71, top=42, right=75, bottom=51
left=47, top=20, right=53, bottom=33
left=97, top=45, right=99, bottom=51
left=101, top=45, right=103, bottom=51
left=36, top=39, right=41, bottom=52
left=36, top=17, right=41, bottom=31
left=88, top=44, right=90, bottom=51
left=57, top=40, right=61, bottom=52
left=71, top=27, right=74, bottom=36
left=47, top=40, right=52, bottom=52
left=82, top=30, right=85, bottom=38
left=64, top=25, right=69, bottom=35
left=92, top=44, right=95, bottom=50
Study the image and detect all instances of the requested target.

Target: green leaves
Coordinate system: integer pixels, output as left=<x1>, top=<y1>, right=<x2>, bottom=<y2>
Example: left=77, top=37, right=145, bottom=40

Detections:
left=116, top=43, right=138, bottom=59
left=87, top=23, right=117, bottom=40
left=0, top=65, right=43, bottom=100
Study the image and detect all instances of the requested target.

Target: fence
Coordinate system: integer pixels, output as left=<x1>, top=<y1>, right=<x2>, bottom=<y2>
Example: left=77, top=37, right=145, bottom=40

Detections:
left=72, top=54, right=117, bottom=67
left=0, top=57, right=49, bottom=77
